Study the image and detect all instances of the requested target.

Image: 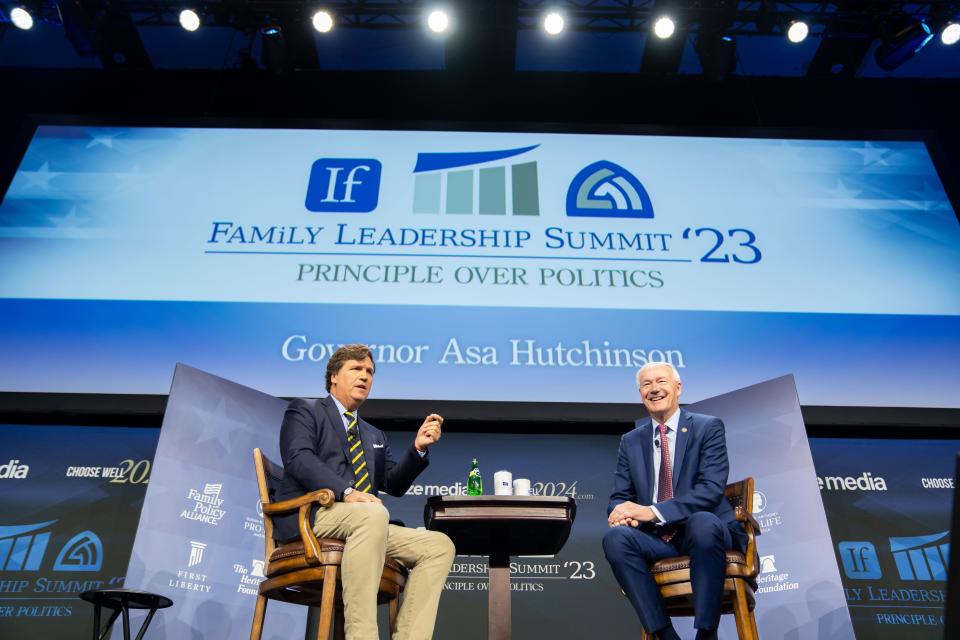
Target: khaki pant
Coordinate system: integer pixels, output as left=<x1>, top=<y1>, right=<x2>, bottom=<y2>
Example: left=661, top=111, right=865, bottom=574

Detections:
left=313, top=502, right=455, bottom=640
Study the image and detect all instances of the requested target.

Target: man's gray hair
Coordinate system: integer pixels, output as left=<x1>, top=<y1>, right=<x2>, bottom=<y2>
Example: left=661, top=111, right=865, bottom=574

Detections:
left=635, top=361, right=682, bottom=387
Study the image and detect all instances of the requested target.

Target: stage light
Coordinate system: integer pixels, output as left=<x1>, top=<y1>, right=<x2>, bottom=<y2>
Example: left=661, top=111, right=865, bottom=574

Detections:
left=260, top=25, right=289, bottom=74
left=179, top=9, right=200, bottom=32
left=427, top=9, right=449, bottom=34
left=653, top=16, right=675, bottom=40
left=787, top=20, right=809, bottom=43
left=312, top=10, right=333, bottom=33
left=10, top=6, right=33, bottom=30
left=874, top=20, right=933, bottom=71
left=942, top=22, right=960, bottom=45
left=695, top=33, right=737, bottom=80
left=543, top=11, right=564, bottom=36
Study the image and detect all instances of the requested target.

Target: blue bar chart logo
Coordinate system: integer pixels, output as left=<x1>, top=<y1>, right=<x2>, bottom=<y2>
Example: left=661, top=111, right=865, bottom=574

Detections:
left=0, top=521, right=103, bottom=572
left=566, top=160, right=654, bottom=219
left=0, top=521, right=55, bottom=571
left=412, top=145, right=540, bottom=216
left=305, top=158, right=382, bottom=213
left=889, top=531, right=949, bottom=580
left=838, top=541, right=882, bottom=579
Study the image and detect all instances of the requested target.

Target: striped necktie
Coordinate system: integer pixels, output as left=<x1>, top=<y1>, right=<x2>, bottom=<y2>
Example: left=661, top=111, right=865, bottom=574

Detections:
left=344, top=411, right=372, bottom=493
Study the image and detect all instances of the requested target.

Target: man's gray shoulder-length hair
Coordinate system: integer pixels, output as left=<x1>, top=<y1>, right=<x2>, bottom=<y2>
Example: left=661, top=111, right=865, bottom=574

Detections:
left=635, top=361, right=682, bottom=387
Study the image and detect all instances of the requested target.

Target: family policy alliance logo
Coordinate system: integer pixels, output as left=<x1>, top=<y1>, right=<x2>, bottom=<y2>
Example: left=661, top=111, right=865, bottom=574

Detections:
left=0, top=521, right=102, bottom=572
left=565, top=160, right=654, bottom=219
left=181, top=482, right=226, bottom=526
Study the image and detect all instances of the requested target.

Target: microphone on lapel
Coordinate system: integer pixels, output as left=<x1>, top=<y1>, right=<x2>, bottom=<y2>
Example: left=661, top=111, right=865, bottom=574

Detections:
left=654, top=436, right=660, bottom=449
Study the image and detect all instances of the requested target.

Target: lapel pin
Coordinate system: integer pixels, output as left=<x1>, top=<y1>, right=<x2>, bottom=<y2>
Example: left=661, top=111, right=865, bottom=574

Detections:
left=681, top=427, right=688, bottom=433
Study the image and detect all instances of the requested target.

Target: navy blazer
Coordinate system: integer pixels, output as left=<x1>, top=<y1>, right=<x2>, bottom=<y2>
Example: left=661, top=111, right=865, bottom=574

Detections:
left=274, top=396, right=429, bottom=542
left=608, top=409, right=737, bottom=529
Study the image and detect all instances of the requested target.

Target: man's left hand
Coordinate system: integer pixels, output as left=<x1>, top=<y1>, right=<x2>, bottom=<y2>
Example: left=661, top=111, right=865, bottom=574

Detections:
left=608, top=501, right=657, bottom=527
left=415, top=413, right=444, bottom=452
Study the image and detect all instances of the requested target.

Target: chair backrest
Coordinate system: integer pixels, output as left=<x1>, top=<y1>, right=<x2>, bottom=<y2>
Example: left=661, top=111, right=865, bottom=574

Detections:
left=253, top=448, right=283, bottom=557
left=724, top=477, right=760, bottom=579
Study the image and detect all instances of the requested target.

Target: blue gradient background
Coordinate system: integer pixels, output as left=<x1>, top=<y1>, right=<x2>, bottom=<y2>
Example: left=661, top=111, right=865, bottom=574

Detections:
left=1, top=299, right=958, bottom=406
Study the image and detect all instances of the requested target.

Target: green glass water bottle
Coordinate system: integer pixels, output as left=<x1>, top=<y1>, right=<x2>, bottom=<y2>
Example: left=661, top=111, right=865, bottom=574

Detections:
left=467, top=458, right=483, bottom=496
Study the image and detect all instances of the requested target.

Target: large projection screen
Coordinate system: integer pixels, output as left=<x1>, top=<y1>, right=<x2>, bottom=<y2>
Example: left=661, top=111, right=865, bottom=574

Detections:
left=1, top=124, right=958, bottom=408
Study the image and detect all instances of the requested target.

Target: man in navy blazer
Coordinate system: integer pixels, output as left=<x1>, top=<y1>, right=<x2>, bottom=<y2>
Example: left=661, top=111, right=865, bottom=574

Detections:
left=603, top=362, right=746, bottom=640
left=277, top=344, right=455, bottom=640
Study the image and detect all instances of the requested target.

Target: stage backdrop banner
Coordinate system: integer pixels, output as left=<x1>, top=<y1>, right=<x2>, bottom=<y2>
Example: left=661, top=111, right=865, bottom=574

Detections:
left=0, top=424, right=158, bottom=638
left=685, top=375, right=854, bottom=639
left=810, top=438, right=957, bottom=639
left=120, top=364, right=305, bottom=640
left=2, top=125, right=960, bottom=408
left=126, top=366, right=849, bottom=639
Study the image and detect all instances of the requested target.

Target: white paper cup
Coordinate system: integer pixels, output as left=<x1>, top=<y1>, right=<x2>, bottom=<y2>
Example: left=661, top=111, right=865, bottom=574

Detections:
left=513, top=478, right=531, bottom=496
left=494, top=470, right=513, bottom=495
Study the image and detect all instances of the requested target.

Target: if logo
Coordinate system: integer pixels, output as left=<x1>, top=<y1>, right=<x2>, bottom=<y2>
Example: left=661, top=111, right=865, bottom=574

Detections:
left=838, top=541, right=882, bottom=579
left=305, top=158, right=382, bottom=213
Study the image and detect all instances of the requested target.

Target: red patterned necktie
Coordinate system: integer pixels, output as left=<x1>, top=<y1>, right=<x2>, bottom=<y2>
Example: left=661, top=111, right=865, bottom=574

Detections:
left=657, top=423, right=676, bottom=542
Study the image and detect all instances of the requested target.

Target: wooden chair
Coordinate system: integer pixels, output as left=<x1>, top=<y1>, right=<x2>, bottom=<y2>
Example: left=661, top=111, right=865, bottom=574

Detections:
left=249, top=448, right=407, bottom=640
left=639, top=477, right=762, bottom=640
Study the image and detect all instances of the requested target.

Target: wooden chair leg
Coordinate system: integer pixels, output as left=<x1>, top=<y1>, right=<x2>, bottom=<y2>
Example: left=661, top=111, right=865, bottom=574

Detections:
left=388, top=594, right=400, bottom=636
left=248, top=595, right=267, bottom=640
left=747, top=606, right=760, bottom=640
left=316, top=565, right=339, bottom=640
left=731, top=580, right=752, bottom=640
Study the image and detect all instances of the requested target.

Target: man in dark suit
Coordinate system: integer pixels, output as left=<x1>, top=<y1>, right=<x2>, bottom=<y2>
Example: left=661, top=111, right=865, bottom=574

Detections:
left=603, top=362, right=746, bottom=640
left=277, top=344, right=455, bottom=640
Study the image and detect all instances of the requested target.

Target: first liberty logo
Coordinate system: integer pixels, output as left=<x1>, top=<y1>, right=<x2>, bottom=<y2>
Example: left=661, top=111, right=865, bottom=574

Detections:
left=305, top=158, right=382, bottom=213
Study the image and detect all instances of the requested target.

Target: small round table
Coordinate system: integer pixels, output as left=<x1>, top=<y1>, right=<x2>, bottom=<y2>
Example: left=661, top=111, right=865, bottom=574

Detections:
left=79, top=589, right=173, bottom=640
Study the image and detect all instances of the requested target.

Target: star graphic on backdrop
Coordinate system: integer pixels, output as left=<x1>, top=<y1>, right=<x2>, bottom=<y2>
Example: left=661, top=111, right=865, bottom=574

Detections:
left=48, top=207, right=88, bottom=228
left=191, top=397, right=245, bottom=452
left=851, top=142, right=890, bottom=166
left=19, top=162, right=63, bottom=190
left=828, top=179, right=862, bottom=200
left=87, top=133, right=117, bottom=149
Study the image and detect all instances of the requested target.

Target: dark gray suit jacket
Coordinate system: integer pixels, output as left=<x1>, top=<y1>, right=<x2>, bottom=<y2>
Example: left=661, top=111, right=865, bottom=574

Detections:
left=275, top=395, right=428, bottom=542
